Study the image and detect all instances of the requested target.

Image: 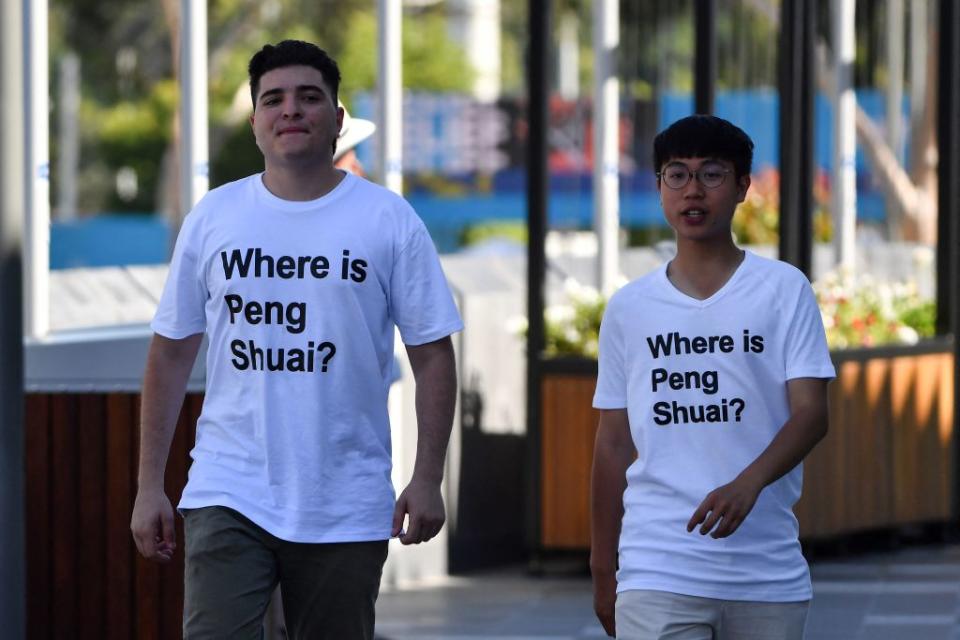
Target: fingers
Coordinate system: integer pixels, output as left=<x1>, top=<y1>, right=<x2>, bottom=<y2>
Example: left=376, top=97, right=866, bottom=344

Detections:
left=400, top=514, right=423, bottom=545
left=688, top=498, right=746, bottom=538
left=687, top=498, right=711, bottom=532
left=601, top=614, right=616, bottom=638
left=132, top=516, right=174, bottom=563
left=399, top=514, right=445, bottom=545
left=392, top=495, right=407, bottom=538
left=712, top=513, right=745, bottom=539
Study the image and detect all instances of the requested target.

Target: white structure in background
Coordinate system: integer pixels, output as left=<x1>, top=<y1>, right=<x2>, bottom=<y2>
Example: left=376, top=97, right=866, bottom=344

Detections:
left=180, top=0, right=209, bottom=215
left=55, top=53, right=81, bottom=222
left=558, top=12, right=579, bottom=100
left=593, top=0, right=620, bottom=295
left=25, top=0, right=50, bottom=339
left=379, top=0, right=404, bottom=194
left=833, top=0, right=857, bottom=271
left=448, top=0, right=501, bottom=102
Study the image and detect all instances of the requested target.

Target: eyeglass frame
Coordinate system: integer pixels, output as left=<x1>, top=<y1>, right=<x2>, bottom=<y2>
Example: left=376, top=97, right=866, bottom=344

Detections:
left=656, top=161, right=734, bottom=190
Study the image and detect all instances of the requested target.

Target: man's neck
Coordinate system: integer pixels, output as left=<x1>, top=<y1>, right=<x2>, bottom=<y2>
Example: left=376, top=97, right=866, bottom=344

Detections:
left=667, top=240, right=745, bottom=300
left=261, top=161, right=345, bottom=202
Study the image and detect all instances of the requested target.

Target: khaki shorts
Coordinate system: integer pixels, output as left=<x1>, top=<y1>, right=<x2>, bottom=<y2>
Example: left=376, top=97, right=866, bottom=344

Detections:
left=616, top=589, right=809, bottom=640
left=182, top=506, right=388, bottom=640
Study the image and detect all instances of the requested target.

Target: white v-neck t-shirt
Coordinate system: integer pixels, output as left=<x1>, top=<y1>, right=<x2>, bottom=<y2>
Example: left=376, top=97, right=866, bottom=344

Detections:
left=593, top=250, right=835, bottom=601
left=152, top=172, right=463, bottom=542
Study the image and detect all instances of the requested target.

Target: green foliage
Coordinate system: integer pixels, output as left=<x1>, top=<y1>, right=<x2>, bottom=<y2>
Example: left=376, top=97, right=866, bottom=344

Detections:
left=732, top=168, right=833, bottom=245
left=337, top=10, right=475, bottom=101
left=460, top=221, right=528, bottom=247
left=895, top=299, right=937, bottom=339
left=543, top=281, right=606, bottom=358
left=813, top=271, right=934, bottom=350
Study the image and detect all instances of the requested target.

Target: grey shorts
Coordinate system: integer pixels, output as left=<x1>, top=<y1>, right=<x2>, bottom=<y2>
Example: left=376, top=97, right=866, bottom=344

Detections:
left=182, top=506, right=388, bottom=640
left=616, top=589, right=809, bottom=640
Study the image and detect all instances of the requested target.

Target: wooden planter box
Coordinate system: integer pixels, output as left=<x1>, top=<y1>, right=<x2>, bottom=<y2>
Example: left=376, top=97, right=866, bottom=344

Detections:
left=25, top=393, right=202, bottom=640
left=540, top=342, right=956, bottom=549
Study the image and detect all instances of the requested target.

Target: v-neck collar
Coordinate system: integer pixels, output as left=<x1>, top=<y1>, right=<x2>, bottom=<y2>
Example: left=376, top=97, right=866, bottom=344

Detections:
left=660, top=250, right=752, bottom=308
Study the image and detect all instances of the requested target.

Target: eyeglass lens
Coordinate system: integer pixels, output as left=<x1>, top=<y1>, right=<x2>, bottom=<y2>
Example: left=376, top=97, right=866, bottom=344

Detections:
left=661, top=162, right=728, bottom=189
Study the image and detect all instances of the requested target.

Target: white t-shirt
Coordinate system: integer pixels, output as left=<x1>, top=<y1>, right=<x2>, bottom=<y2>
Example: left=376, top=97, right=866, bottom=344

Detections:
left=593, top=250, right=835, bottom=602
left=152, top=172, right=463, bottom=543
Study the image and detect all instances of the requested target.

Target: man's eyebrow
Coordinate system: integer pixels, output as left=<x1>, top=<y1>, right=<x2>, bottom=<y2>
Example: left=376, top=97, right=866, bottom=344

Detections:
left=258, top=85, right=326, bottom=102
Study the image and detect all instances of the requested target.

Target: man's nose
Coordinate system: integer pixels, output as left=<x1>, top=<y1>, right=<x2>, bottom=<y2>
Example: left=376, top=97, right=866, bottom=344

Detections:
left=682, top=174, right=706, bottom=197
left=281, top=96, right=302, bottom=117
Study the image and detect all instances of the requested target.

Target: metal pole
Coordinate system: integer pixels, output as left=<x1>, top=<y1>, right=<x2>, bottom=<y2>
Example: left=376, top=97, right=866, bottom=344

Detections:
left=180, top=0, right=209, bottom=216
left=694, top=0, right=716, bottom=115
left=777, top=0, right=814, bottom=276
left=378, top=0, right=403, bottom=195
left=833, top=0, right=857, bottom=271
left=593, top=0, right=619, bottom=296
left=1, top=0, right=27, bottom=635
left=24, top=0, right=49, bottom=339
left=934, top=0, right=960, bottom=515
left=525, top=0, right=549, bottom=556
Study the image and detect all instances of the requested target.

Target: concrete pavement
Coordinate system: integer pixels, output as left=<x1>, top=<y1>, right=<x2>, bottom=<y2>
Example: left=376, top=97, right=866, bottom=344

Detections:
left=374, top=542, right=960, bottom=640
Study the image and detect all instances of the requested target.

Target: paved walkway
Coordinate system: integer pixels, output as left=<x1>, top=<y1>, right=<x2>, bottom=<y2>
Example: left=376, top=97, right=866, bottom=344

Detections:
left=374, top=543, right=960, bottom=640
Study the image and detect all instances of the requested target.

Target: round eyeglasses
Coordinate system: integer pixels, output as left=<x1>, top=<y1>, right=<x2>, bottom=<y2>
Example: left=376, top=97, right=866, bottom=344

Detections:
left=657, top=162, right=732, bottom=190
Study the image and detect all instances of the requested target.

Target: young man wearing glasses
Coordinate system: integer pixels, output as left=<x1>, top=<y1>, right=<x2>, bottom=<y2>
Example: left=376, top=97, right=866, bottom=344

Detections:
left=590, top=114, right=835, bottom=639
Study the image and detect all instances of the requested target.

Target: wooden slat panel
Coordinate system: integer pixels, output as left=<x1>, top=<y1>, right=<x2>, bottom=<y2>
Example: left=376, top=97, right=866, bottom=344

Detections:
left=542, top=350, right=955, bottom=549
left=50, top=394, right=79, bottom=638
left=105, top=394, right=136, bottom=640
left=541, top=374, right=599, bottom=548
left=78, top=395, right=107, bottom=637
left=25, top=394, right=51, bottom=640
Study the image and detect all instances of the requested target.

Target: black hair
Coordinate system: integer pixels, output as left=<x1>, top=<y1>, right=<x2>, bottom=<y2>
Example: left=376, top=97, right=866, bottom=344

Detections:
left=248, top=40, right=341, bottom=110
left=652, top=114, right=754, bottom=179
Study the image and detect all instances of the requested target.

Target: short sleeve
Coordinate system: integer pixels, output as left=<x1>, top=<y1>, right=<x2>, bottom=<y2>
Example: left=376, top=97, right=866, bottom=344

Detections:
left=593, top=297, right=628, bottom=408
left=783, top=278, right=836, bottom=381
left=151, top=211, right=208, bottom=339
left=389, top=224, right=463, bottom=345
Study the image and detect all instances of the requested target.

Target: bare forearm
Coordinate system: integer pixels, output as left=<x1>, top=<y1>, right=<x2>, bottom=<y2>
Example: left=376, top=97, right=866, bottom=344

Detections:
left=407, top=337, right=457, bottom=484
left=590, top=411, right=634, bottom=574
left=138, top=334, right=202, bottom=490
left=740, top=404, right=828, bottom=489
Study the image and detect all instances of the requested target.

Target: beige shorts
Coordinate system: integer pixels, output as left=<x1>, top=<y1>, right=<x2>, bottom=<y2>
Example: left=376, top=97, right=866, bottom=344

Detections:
left=615, top=588, right=809, bottom=640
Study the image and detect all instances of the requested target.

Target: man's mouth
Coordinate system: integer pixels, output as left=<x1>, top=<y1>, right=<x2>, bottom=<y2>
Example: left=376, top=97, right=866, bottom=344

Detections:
left=681, top=208, right=706, bottom=220
left=278, top=127, right=308, bottom=135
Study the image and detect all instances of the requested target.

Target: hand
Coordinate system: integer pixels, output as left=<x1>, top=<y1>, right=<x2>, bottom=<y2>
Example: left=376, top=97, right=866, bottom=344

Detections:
left=591, top=567, right=617, bottom=637
left=687, top=474, right=763, bottom=539
left=392, top=478, right=445, bottom=545
left=131, top=489, right=177, bottom=562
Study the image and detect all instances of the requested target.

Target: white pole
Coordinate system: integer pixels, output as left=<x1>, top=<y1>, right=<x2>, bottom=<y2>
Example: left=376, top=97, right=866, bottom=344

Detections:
left=908, top=0, right=927, bottom=141
left=558, top=12, right=579, bottom=100
left=24, top=0, right=50, bottom=339
left=378, top=0, right=403, bottom=195
left=886, top=0, right=904, bottom=156
left=448, top=0, right=501, bottom=102
left=593, top=0, right=619, bottom=295
left=833, top=0, right=857, bottom=271
left=55, top=53, right=80, bottom=221
left=180, top=0, right=209, bottom=216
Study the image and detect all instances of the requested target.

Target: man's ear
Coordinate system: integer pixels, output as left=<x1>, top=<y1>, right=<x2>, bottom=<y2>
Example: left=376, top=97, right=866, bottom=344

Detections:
left=736, top=174, right=751, bottom=202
